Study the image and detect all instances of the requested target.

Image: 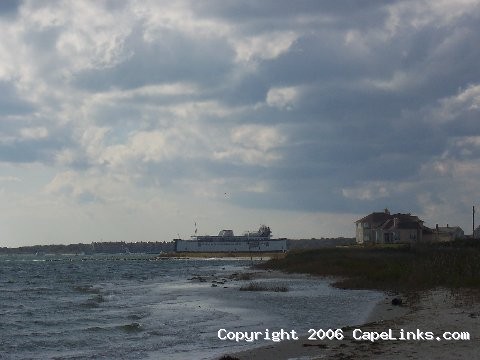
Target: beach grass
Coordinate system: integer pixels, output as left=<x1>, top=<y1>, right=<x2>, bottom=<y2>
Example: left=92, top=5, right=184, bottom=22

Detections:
left=256, top=240, right=480, bottom=292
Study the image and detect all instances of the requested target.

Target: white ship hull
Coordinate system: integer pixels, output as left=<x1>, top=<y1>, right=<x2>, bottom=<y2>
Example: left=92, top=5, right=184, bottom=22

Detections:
left=175, top=239, right=287, bottom=253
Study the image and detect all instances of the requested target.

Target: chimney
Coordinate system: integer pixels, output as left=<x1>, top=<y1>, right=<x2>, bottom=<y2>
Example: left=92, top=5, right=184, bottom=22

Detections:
left=436, top=224, right=439, bottom=230
left=384, top=208, right=390, bottom=215
left=447, top=224, right=449, bottom=228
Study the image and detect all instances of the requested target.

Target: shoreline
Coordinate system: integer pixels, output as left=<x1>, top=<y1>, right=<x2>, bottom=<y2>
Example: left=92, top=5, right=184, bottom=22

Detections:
left=195, top=267, right=385, bottom=360
left=156, top=252, right=287, bottom=260
left=223, top=281, right=405, bottom=360
left=220, top=271, right=479, bottom=360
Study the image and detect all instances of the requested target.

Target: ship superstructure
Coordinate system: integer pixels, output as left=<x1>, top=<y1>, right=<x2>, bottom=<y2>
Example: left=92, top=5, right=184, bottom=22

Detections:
left=174, top=225, right=287, bottom=253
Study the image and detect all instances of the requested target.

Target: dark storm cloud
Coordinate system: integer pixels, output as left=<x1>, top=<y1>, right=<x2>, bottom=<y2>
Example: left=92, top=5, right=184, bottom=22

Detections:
left=0, top=77, right=69, bottom=165
left=0, top=0, right=21, bottom=17
left=193, top=0, right=393, bottom=31
left=0, top=81, right=35, bottom=115
left=245, top=34, right=368, bottom=89
left=217, top=73, right=270, bottom=107
left=212, top=0, right=480, bottom=214
left=0, top=136, right=65, bottom=164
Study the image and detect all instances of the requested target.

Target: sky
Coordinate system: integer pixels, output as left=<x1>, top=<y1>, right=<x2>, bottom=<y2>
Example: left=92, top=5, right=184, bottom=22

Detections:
left=1, top=0, right=480, bottom=247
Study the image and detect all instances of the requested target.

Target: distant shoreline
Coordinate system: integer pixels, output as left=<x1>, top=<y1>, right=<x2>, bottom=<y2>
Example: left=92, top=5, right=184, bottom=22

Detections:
left=0, top=237, right=355, bottom=255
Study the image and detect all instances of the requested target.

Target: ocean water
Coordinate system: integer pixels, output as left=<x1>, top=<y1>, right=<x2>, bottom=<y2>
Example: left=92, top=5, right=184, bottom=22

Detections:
left=0, top=254, right=383, bottom=359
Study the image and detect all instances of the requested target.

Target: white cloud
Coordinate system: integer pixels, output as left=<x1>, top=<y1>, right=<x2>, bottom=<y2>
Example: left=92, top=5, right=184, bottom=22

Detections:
left=266, top=86, right=300, bottom=109
left=341, top=182, right=391, bottom=201
left=431, top=84, right=480, bottom=123
left=136, top=0, right=230, bottom=42
left=49, top=2, right=133, bottom=72
left=213, top=147, right=282, bottom=166
left=80, top=126, right=110, bottom=161
left=343, top=30, right=371, bottom=56
left=424, top=158, right=480, bottom=178
left=0, top=176, right=21, bottom=182
left=20, top=127, right=48, bottom=140
left=385, top=0, right=480, bottom=36
left=232, top=31, right=298, bottom=63
left=0, top=22, right=20, bottom=81
left=94, top=83, right=199, bottom=101
left=101, top=130, right=177, bottom=165
left=44, top=169, right=131, bottom=204
left=213, top=125, right=286, bottom=166
left=168, top=100, right=233, bottom=120
left=454, top=136, right=480, bottom=148
left=362, top=71, right=416, bottom=92
left=231, top=124, right=286, bottom=152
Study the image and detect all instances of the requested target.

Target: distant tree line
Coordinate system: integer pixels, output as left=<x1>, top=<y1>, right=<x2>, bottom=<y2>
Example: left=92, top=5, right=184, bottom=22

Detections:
left=0, top=238, right=353, bottom=255
left=0, top=241, right=175, bottom=255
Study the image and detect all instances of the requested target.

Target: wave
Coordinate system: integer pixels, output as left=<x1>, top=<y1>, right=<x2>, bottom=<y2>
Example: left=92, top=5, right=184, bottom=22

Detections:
left=80, top=294, right=106, bottom=308
left=117, top=322, right=143, bottom=333
left=73, top=285, right=103, bottom=294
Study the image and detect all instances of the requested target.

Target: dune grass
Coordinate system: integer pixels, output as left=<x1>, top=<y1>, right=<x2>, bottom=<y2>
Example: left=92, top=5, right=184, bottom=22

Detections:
left=256, top=240, right=480, bottom=292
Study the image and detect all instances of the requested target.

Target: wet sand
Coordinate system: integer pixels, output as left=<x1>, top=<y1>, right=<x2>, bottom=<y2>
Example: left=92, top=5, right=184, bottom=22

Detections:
left=224, top=288, right=479, bottom=360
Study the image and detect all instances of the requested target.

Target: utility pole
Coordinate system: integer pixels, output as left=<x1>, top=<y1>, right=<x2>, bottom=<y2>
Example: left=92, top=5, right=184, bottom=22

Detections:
left=473, top=206, right=476, bottom=240
left=473, top=206, right=475, bottom=240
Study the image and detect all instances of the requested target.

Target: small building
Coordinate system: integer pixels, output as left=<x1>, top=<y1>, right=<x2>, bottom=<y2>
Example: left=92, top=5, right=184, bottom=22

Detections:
left=433, top=225, right=465, bottom=242
left=355, top=209, right=425, bottom=244
left=474, top=225, right=480, bottom=239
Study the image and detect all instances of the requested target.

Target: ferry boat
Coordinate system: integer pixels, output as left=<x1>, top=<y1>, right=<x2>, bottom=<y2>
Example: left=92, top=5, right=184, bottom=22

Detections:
left=174, top=225, right=287, bottom=253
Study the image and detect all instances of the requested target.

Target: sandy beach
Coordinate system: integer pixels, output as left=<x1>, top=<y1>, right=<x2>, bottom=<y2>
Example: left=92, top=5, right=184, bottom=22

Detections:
left=224, top=285, right=479, bottom=360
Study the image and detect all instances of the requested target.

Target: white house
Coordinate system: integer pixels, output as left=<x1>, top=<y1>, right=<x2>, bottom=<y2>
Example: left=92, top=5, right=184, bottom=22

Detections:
left=355, top=209, right=424, bottom=244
